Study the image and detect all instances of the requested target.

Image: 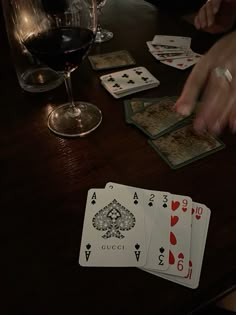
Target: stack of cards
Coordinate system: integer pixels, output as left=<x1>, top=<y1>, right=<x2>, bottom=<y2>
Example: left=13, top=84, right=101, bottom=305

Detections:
left=79, top=182, right=211, bottom=289
left=100, top=66, right=160, bottom=98
left=124, top=97, right=225, bottom=169
left=146, top=35, right=201, bottom=70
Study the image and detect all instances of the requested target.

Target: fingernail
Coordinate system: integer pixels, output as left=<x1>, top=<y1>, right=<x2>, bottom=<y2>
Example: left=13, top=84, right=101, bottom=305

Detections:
left=175, top=104, right=191, bottom=116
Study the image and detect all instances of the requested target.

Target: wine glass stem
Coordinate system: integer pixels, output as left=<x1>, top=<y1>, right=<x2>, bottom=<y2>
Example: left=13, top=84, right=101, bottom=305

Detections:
left=64, top=71, right=81, bottom=117
left=64, top=71, right=75, bottom=108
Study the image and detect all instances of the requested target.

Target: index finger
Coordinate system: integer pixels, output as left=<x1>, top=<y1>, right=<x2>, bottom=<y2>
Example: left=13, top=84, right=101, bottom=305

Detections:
left=211, top=0, right=223, bottom=14
left=174, top=56, right=211, bottom=115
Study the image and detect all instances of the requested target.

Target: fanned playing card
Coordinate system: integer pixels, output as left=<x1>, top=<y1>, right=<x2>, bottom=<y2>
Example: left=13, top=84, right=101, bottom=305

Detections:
left=105, top=182, right=155, bottom=249
left=144, top=191, right=171, bottom=271
left=146, top=202, right=211, bottom=289
left=146, top=41, right=185, bottom=53
left=80, top=182, right=212, bottom=288
left=149, top=121, right=225, bottom=169
left=152, top=35, right=191, bottom=49
left=100, top=67, right=160, bottom=99
left=160, top=53, right=202, bottom=70
left=105, top=182, right=170, bottom=257
left=147, top=35, right=201, bottom=70
left=79, top=188, right=146, bottom=267
left=151, top=50, right=194, bottom=61
left=159, top=194, right=192, bottom=277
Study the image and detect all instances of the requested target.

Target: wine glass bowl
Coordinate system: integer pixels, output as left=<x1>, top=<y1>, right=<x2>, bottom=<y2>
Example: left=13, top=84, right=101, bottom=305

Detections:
left=18, top=0, right=102, bottom=137
left=95, top=0, right=113, bottom=43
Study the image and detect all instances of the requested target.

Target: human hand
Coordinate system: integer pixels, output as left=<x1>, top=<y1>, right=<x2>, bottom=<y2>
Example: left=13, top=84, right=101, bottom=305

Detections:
left=194, top=0, right=236, bottom=34
left=174, top=31, right=236, bottom=135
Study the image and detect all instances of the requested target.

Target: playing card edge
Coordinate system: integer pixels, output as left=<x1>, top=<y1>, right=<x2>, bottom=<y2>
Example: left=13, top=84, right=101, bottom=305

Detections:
left=148, top=135, right=225, bottom=169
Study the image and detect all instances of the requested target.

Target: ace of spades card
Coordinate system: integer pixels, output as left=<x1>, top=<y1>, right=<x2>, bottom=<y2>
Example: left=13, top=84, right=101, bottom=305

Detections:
left=79, top=188, right=146, bottom=267
left=106, top=183, right=171, bottom=272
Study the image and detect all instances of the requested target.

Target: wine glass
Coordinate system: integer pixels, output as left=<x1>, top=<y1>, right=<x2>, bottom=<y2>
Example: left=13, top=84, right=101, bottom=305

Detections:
left=15, top=0, right=102, bottom=137
left=95, top=0, right=113, bottom=43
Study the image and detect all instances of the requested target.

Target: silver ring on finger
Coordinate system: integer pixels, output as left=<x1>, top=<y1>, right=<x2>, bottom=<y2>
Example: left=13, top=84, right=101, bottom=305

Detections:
left=214, top=67, right=233, bottom=84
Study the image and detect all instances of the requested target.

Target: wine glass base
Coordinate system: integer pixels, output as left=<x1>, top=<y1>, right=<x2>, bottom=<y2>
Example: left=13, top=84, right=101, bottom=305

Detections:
left=95, top=28, right=113, bottom=43
left=47, top=102, right=102, bottom=137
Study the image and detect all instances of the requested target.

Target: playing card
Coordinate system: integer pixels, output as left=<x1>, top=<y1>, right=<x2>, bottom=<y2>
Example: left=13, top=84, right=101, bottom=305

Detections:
left=79, top=188, right=146, bottom=267
left=105, top=182, right=171, bottom=271
left=152, top=35, right=191, bottom=49
left=124, top=98, right=158, bottom=124
left=129, top=97, right=191, bottom=139
left=151, top=50, right=194, bottom=61
left=144, top=191, right=171, bottom=271
left=105, top=182, right=152, bottom=249
left=124, top=99, right=146, bottom=124
left=146, top=41, right=185, bottom=53
left=100, top=67, right=160, bottom=99
left=158, top=194, right=192, bottom=277
left=149, top=121, right=225, bottom=169
left=160, top=53, right=202, bottom=70
left=88, top=50, right=136, bottom=71
left=145, top=202, right=211, bottom=289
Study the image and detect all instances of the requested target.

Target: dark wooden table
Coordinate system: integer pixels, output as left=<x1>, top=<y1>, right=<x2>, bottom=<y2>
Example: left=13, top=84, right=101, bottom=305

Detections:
left=3, top=1, right=236, bottom=314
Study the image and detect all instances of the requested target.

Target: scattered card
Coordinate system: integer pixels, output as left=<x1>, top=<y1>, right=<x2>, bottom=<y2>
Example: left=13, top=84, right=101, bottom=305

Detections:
left=124, top=98, right=157, bottom=124
left=128, top=97, right=191, bottom=138
left=88, top=50, right=136, bottom=71
left=149, top=121, right=225, bottom=169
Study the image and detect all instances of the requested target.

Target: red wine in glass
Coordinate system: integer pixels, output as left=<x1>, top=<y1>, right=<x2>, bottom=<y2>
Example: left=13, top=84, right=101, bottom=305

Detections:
left=24, top=27, right=95, bottom=73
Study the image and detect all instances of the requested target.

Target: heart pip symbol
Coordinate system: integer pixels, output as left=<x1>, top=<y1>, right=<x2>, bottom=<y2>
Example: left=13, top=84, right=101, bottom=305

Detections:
left=172, top=201, right=180, bottom=211
left=170, top=232, right=177, bottom=245
left=171, top=215, right=179, bottom=227
left=169, top=250, right=175, bottom=265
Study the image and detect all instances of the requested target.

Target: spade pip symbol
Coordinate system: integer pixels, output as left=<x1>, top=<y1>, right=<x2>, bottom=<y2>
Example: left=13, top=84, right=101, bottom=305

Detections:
left=85, top=243, right=91, bottom=262
left=134, top=243, right=141, bottom=262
